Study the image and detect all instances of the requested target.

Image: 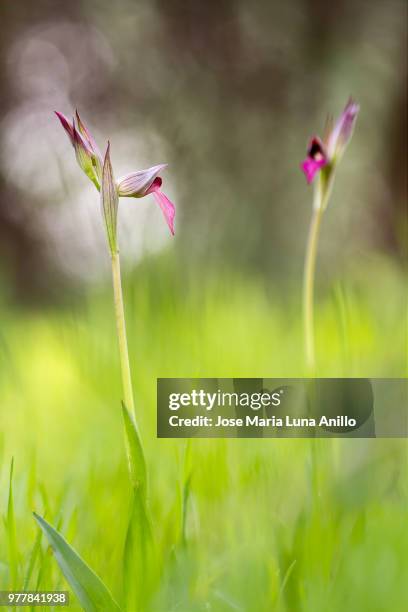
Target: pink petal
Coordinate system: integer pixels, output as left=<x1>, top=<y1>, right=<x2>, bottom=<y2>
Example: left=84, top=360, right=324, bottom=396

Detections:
left=74, top=111, right=103, bottom=182
left=301, top=156, right=327, bottom=184
left=72, top=126, right=95, bottom=176
left=73, top=126, right=93, bottom=157
left=147, top=179, right=175, bottom=235
left=117, top=164, right=167, bottom=197
left=55, top=111, right=75, bottom=144
left=75, top=110, right=97, bottom=150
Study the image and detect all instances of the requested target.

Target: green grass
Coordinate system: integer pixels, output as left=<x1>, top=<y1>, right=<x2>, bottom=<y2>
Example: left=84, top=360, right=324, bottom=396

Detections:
left=0, top=254, right=407, bottom=611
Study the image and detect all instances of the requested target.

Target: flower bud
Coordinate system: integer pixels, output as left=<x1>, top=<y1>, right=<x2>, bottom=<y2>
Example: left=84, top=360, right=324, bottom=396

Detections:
left=75, top=110, right=103, bottom=183
left=73, top=128, right=97, bottom=185
left=101, top=142, right=119, bottom=254
left=327, top=99, right=359, bottom=161
left=55, top=111, right=103, bottom=189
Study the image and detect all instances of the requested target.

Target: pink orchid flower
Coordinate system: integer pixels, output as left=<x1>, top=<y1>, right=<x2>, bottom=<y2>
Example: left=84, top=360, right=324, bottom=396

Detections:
left=117, top=165, right=175, bottom=235
left=301, top=99, right=359, bottom=184
left=55, top=111, right=175, bottom=241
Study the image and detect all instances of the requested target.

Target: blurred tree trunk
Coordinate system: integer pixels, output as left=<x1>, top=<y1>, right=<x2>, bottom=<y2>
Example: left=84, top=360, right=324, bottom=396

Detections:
left=0, top=0, right=81, bottom=303
left=386, top=56, right=407, bottom=261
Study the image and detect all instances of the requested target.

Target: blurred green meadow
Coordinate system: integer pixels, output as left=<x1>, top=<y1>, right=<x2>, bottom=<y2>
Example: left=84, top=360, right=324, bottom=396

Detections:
left=0, top=253, right=407, bottom=611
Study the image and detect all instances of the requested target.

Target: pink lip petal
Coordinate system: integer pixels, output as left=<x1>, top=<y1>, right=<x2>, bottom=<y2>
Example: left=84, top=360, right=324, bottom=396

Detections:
left=301, top=156, right=327, bottom=184
left=147, top=179, right=175, bottom=235
left=154, top=190, right=175, bottom=236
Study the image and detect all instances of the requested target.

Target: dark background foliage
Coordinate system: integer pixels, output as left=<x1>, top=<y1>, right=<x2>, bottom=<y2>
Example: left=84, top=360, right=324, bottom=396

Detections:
left=0, top=0, right=406, bottom=302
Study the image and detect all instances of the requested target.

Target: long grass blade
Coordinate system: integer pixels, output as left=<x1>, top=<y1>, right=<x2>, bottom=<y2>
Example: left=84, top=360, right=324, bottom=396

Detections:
left=122, top=487, right=153, bottom=611
left=121, top=401, right=147, bottom=498
left=33, top=513, right=121, bottom=612
left=7, top=458, right=19, bottom=588
left=23, top=528, right=42, bottom=590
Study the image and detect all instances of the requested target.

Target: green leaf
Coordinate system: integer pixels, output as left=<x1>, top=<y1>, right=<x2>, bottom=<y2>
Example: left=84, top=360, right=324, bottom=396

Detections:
left=123, top=487, right=153, bottom=611
left=33, top=513, right=121, bottom=612
left=7, top=458, right=19, bottom=588
left=23, top=528, right=42, bottom=590
left=121, top=402, right=147, bottom=498
left=181, top=473, right=193, bottom=547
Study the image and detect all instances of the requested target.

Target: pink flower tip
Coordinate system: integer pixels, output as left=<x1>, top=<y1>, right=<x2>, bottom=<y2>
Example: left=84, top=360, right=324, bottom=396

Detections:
left=327, top=98, right=360, bottom=158
left=55, top=111, right=75, bottom=144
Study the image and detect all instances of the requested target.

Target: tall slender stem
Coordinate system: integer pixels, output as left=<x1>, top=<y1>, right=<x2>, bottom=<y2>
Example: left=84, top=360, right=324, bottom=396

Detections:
left=111, top=250, right=135, bottom=415
left=303, top=205, right=324, bottom=373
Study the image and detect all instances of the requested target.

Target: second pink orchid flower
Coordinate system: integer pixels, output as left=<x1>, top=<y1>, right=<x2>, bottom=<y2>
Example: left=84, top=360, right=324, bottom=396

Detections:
left=300, top=99, right=359, bottom=184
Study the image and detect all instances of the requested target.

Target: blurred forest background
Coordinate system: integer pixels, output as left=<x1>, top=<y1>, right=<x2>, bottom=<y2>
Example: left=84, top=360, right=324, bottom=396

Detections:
left=0, top=0, right=406, bottom=303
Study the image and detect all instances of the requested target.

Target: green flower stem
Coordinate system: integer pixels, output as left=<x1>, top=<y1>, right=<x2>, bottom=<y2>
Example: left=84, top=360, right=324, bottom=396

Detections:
left=111, top=250, right=135, bottom=415
left=303, top=204, right=324, bottom=373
